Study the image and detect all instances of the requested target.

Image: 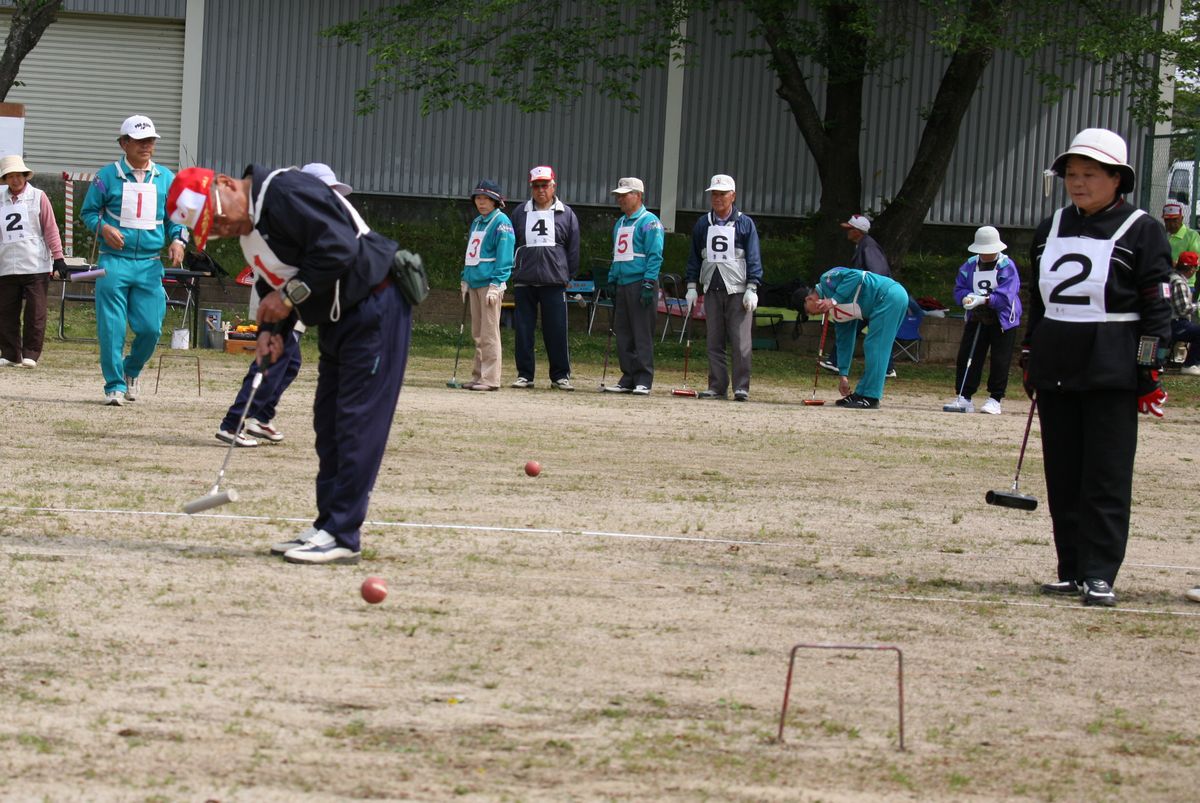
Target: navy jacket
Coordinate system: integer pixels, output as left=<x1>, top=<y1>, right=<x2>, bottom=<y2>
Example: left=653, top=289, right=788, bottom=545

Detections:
left=509, top=198, right=581, bottom=285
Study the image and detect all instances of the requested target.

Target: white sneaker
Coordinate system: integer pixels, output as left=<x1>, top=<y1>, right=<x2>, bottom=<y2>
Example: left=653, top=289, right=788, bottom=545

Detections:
left=245, top=418, right=284, bottom=442
left=216, top=429, right=258, bottom=447
left=885, top=368, right=897, bottom=379
left=0, top=358, right=15, bottom=367
left=105, top=391, right=125, bottom=406
left=944, top=395, right=974, bottom=413
left=510, top=377, right=533, bottom=388
left=631, top=385, right=651, bottom=396
left=20, top=358, right=36, bottom=368
left=1181, top=365, right=1200, bottom=376
left=818, top=359, right=838, bottom=374
left=602, top=384, right=631, bottom=393
left=124, top=374, right=141, bottom=402
left=271, top=526, right=318, bottom=555
left=1186, top=586, right=1200, bottom=603
left=283, top=529, right=361, bottom=565
left=980, top=397, right=1002, bottom=415
left=551, top=377, right=575, bottom=391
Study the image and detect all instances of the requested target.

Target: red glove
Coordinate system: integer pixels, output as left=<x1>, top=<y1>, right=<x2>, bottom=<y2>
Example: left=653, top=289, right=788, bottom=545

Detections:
left=1137, top=368, right=1167, bottom=417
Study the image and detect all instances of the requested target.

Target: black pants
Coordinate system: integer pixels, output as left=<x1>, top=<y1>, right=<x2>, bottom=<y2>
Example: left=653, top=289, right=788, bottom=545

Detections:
left=1037, top=388, right=1137, bottom=586
left=0, top=273, right=49, bottom=362
left=955, top=320, right=1017, bottom=401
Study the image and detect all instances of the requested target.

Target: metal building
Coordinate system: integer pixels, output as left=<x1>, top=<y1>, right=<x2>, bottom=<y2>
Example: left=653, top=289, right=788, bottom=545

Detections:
left=0, top=0, right=1173, bottom=230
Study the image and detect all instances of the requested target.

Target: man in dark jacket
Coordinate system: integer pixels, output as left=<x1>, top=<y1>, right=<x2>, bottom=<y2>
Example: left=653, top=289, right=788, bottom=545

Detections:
left=822, top=214, right=893, bottom=373
left=508, top=166, right=581, bottom=390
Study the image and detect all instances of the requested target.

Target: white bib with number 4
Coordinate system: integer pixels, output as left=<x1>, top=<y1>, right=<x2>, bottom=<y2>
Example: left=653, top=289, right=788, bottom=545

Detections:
left=1039, top=208, right=1143, bottom=323
left=1, top=201, right=30, bottom=243
left=613, top=225, right=635, bottom=262
left=526, top=210, right=555, bottom=248
left=706, top=223, right=734, bottom=263
left=119, top=182, right=158, bottom=230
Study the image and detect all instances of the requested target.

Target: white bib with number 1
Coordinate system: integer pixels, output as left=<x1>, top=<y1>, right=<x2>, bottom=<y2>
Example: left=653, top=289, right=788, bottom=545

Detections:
left=120, top=182, right=158, bottom=230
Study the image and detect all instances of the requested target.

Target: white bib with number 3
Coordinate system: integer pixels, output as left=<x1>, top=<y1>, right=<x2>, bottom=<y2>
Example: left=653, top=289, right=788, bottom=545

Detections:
left=525, top=210, right=555, bottom=248
left=1, top=201, right=30, bottom=243
left=119, top=182, right=158, bottom=230
left=613, top=225, right=635, bottom=262
left=465, top=231, right=485, bottom=266
left=830, top=282, right=864, bottom=322
left=1039, top=208, right=1143, bottom=323
left=706, top=223, right=734, bottom=263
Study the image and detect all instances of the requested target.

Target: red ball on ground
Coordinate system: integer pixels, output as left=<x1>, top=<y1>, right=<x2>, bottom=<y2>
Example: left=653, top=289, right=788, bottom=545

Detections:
left=524, top=460, right=541, bottom=477
left=360, top=576, right=387, bottom=604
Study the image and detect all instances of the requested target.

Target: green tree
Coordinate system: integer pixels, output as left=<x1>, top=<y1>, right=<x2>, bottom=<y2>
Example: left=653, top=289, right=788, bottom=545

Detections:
left=0, top=0, right=63, bottom=100
left=326, top=0, right=1200, bottom=272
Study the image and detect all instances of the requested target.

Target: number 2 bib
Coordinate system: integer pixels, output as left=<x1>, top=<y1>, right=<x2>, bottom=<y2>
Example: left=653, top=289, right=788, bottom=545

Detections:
left=1039, top=207, right=1143, bottom=323
left=1, top=201, right=30, bottom=243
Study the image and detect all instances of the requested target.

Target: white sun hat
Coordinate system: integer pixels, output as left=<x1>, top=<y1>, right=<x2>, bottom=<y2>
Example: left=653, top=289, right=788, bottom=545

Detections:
left=967, top=225, right=1007, bottom=254
left=1050, top=128, right=1135, bottom=194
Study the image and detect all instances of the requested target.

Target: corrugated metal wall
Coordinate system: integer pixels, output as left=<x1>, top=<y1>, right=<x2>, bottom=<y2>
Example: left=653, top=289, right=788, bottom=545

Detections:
left=0, top=0, right=184, bottom=18
left=194, top=0, right=1157, bottom=228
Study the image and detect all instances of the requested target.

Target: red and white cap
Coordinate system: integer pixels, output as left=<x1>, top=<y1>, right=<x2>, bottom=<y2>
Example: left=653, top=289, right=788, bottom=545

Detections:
left=166, top=167, right=216, bottom=251
left=529, top=165, right=556, bottom=183
left=1163, top=201, right=1185, bottom=219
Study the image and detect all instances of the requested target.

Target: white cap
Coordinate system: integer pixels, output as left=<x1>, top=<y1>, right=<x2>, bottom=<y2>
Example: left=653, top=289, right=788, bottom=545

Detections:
left=705, top=174, right=736, bottom=192
left=611, top=177, right=645, bottom=195
left=301, top=162, right=352, bottom=196
left=840, top=214, right=871, bottom=233
left=1050, top=128, right=1135, bottom=194
left=119, top=115, right=159, bottom=141
left=967, top=225, right=1007, bottom=255
left=529, top=165, right=556, bottom=183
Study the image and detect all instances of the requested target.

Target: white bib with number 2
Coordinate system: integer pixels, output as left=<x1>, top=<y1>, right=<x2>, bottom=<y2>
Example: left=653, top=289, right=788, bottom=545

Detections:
left=1039, top=207, right=1143, bottom=323
left=1, top=201, right=30, bottom=243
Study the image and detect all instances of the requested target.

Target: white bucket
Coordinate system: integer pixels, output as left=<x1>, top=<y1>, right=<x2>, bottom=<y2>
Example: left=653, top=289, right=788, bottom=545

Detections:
left=171, top=328, right=191, bottom=350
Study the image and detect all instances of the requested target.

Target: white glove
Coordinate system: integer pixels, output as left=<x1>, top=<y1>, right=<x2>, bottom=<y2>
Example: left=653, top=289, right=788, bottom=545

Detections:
left=685, top=284, right=698, bottom=311
left=486, top=285, right=502, bottom=306
left=743, top=287, right=758, bottom=312
left=963, top=294, right=987, bottom=310
left=460, top=281, right=468, bottom=302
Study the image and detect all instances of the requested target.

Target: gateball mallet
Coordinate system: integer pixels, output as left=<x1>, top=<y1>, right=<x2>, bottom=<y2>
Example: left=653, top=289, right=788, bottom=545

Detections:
left=598, top=327, right=614, bottom=390
left=446, top=297, right=468, bottom=388
left=671, top=339, right=699, bottom=397
left=182, top=327, right=278, bottom=514
left=985, top=395, right=1039, bottom=511
left=943, top=316, right=983, bottom=413
left=803, top=313, right=830, bottom=406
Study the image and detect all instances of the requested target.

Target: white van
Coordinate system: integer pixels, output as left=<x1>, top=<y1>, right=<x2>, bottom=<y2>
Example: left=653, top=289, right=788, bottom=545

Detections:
left=1166, top=160, right=1196, bottom=214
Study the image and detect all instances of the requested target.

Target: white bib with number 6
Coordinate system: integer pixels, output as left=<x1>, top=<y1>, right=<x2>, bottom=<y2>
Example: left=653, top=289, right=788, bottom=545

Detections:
left=1039, top=208, right=1143, bottom=323
left=526, top=210, right=555, bottom=248
left=119, top=182, right=158, bottom=230
left=613, top=225, right=635, bottom=262
left=706, top=223, right=734, bottom=263
left=1, top=201, right=30, bottom=243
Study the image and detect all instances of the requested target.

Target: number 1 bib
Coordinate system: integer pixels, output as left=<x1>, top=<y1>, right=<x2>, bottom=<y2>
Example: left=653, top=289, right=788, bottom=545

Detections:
left=1039, top=208, right=1143, bottom=323
left=525, top=210, right=555, bottom=247
left=120, top=182, right=158, bottom=230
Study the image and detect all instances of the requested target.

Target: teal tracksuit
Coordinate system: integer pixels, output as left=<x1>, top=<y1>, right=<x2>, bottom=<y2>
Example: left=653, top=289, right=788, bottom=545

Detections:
left=816, top=267, right=909, bottom=400
left=80, top=158, right=185, bottom=394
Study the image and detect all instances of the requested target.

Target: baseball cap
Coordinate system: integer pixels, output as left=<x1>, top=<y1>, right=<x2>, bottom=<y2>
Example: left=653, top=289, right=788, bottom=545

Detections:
left=1163, top=202, right=1185, bottom=219
left=611, top=177, right=645, bottom=195
left=301, top=162, right=352, bottom=196
left=529, top=166, right=556, bottom=183
left=840, top=214, right=871, bottom=233
left=470, top=179, right=505, bottom=207
left=166, top=167, right=216, bottom=251
left=119, top=115, right=159, bottom=141
left=705, top=174, right=736, bottom=192
left=1180, top=251, right=1199, bottom=268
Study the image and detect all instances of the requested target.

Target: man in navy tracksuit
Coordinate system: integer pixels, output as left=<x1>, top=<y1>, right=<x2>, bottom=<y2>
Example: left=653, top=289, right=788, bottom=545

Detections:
left=507, top=165, right=581, bottom=390
left=168, top=164, right=416, bottom=565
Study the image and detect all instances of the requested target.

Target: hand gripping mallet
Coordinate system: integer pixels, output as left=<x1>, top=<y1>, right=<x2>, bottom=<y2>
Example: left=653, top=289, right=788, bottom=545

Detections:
left=803, top=313, right=830, bottom=406
left=182, top=327, right=278, bottom=514
left=943, top=318, right=983, bottom=413
left=985, top=395, right=1038, bottom=511
left=447, top=296, right=468, bottom=388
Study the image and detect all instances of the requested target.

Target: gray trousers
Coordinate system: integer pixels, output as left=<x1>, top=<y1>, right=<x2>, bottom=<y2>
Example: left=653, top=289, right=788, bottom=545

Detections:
left=612, top=280, right=656, bottom=389
left=704, top=288, right=752, bottom=394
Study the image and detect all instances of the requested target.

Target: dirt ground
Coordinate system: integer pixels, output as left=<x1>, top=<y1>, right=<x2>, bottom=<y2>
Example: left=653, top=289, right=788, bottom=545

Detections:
left=1, top=341, right=1198, bottom=802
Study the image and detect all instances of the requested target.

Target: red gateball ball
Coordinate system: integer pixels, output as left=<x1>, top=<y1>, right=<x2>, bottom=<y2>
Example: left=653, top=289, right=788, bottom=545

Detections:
left=360, top=576, right=388, bottom=604
left=524, top=460, right=541, bottom=477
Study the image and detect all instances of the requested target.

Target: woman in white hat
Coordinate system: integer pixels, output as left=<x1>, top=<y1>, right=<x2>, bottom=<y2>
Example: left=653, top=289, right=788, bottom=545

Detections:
left=943, top=225, right=1022, bottom=414
left=0, top=155, right=67, bottom=368
left=1023, top=128, right=1173, bottom=608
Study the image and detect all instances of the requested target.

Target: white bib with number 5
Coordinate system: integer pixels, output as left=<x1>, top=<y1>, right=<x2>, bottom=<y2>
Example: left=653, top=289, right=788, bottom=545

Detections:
left=1039, top=207, right=1143, bottom=323
left=526, top=210, right=555, bottom=248
left=613, top=225, right=635, bottom=262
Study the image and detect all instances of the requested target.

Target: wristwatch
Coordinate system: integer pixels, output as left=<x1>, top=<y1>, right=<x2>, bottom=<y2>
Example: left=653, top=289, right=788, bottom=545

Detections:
left=281, top=278, right=311, bottom=308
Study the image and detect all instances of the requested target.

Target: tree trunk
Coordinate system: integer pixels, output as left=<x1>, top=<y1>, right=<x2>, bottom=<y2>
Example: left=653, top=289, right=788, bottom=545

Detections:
left=873, top=0, right=1011, bottom=275
left=0, top=0, right=63, bottom=102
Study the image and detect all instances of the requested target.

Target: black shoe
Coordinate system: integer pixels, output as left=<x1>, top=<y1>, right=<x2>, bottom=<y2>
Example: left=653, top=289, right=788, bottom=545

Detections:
left=697, top=390, right=725, bottom=399
left=1040, top=579, right=1082, bottom=595
left=1082, top=579, right=1117, bottom=607
left=733, top=389, right=749, bottom=402
left=835, top=393, right=879, bottom=409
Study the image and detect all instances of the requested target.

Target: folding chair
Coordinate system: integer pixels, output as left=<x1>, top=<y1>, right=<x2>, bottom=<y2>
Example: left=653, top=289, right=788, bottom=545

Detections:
left=586, top=260, right=615, bottom=335
left=891, top=309, right=925, bottom=363
left=655, top=272, right=689, bottom=342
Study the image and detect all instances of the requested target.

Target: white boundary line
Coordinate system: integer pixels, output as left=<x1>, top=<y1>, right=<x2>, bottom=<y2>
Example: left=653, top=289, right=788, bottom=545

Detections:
left=5, top=505, right=1200, bottom=573
left=879, top=593, right=1200, bottom=618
